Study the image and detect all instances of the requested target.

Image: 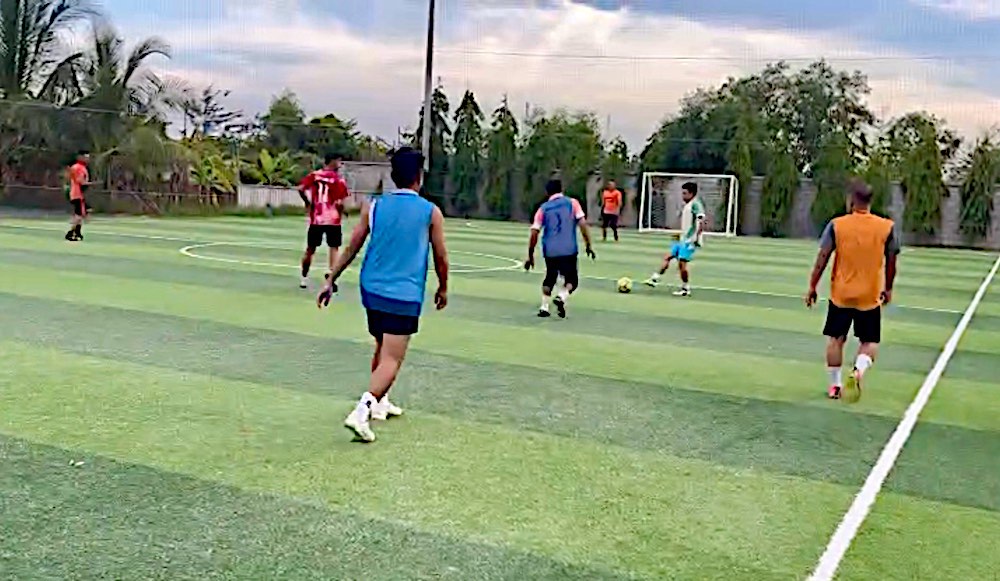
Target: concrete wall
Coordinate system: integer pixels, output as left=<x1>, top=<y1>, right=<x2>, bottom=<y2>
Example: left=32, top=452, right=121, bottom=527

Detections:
left=586, top=174, right=1000, bottom=249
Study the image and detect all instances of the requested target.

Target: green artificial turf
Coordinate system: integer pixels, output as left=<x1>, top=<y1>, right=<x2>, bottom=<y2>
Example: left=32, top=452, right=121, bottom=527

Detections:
left=1, top=216, right=997, bottom=580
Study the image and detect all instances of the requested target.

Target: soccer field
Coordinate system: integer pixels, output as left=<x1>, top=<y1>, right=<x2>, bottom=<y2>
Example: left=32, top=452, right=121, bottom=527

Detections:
left=1, top=216, right=998, bottom=580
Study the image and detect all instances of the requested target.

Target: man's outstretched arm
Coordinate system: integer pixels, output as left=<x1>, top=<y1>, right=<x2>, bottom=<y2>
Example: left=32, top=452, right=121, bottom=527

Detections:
left=329, top=203, right=370, bottom=282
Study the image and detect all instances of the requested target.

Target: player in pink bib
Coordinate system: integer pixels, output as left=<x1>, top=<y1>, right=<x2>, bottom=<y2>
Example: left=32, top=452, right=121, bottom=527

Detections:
left=298, top=153, right=350, bottom=288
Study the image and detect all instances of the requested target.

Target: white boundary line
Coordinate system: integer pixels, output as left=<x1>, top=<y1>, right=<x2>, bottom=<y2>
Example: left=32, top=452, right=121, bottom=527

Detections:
left=179, top=241, right=523, bottom=275
left=0, top=223, right=973, bottom=314
left=808, top=254, right=1000, bottom=581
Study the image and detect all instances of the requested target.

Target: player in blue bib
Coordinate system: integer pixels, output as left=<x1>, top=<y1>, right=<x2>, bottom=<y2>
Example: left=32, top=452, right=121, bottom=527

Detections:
left=319, top=147, right=449, bottom=443
left=525, top=179, right=596, bottom=319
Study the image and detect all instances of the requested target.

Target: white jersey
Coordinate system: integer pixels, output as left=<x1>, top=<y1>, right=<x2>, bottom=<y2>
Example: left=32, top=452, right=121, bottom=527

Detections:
left=680, top=197, right=707, bottom=245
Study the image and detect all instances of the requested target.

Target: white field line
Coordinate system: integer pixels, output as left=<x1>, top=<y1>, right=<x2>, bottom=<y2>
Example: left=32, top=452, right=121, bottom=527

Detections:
left=179, top=241, right=523, bottom=275
left=0, top=223, right=971, bottom=314
left=582, top=273, right=963, bottom=315
left=807, top=254, right=1000, bottom=581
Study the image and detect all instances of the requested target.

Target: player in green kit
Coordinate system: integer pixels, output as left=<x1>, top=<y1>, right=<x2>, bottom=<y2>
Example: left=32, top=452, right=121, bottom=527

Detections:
left=644, top=182, right=705, bottom=296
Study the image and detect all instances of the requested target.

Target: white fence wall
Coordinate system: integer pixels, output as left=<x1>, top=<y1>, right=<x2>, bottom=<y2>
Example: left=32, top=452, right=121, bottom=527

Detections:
left=238, top=161, right=392, bottom=210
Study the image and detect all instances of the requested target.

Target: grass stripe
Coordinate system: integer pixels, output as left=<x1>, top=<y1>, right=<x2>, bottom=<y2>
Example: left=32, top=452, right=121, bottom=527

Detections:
left=0, top=436, right=630, bottom=581
left=0, top=341, right=851, bottom=579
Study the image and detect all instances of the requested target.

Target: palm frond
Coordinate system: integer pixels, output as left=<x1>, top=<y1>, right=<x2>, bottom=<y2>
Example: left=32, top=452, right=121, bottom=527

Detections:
left=122, top=35, right=169, bottom=86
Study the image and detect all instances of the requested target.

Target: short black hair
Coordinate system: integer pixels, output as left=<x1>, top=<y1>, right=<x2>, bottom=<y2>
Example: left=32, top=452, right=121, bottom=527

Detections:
left=682, top=181, right=698, bottom=195
left=849, top=177, right=873, bottom=205
left=545, top=179, right=563, bottom=196
left=390, top=147, right=424, bottom=188
left=324, top=151, right=343, bottom=165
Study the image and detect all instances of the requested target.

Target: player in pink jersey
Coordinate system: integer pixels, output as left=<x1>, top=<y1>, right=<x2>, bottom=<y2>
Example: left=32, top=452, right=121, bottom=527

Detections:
left=298, top=153, right=350, bottom=288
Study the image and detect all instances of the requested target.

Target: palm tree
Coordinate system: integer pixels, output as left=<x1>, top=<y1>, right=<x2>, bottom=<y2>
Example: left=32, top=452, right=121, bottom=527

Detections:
left=0, top=0, right=93, bottom=100
left=69, top=22, right=187, bottom=161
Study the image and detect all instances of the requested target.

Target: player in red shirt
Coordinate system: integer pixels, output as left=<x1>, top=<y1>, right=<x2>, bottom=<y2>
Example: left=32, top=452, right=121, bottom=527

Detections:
left=298, top=153, right=350, bottom=288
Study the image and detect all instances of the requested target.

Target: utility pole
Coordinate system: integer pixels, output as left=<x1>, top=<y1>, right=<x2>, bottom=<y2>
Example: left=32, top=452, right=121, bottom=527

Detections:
left=420, top=0, right=436, bottom=172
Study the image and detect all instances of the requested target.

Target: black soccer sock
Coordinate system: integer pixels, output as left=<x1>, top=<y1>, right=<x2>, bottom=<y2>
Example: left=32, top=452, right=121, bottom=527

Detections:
left=74, top=224, right=82, bottom=236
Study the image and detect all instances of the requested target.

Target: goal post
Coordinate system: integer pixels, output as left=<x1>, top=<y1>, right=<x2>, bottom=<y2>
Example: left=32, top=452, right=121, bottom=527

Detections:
left=638, top=173, right=739, bottom=237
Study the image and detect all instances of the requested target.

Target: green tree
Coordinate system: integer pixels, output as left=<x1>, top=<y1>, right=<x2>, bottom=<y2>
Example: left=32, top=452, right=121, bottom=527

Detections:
left=450, top=90, right=484, bottom=215
left=641, top=60, right=873, bottom=180
left=243, top=148, right=299, bottom=186
left=412, top=83, right=450, bottom=208
left=601, top=137, right=630, bottom=186
left=958, top=137, right=997, bottom=240
left=484, top=97, right=519, bottom=219
left=811, top=130, right=853, bottom=228
left=522, top=110, right=602, bottom=212
left=305, top=113, right=359, bottom=159
left=887, top=113, right=952, bottom=234
left=72, top=24, right=185, bottom=152
left=0, top=0, right=93, bottom=100
left=182, top=85, right=242, bottom=138
left=760, top=139, right=798, bottom=237
left=787, top=60, right=874, bottom=172
left=260, top=90, right=307, bottom=152
left=862, top=143, right=893, bottom=217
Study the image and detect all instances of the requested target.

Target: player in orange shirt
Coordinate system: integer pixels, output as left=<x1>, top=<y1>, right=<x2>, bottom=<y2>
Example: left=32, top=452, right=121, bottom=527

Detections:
left=65, top=152, right=90, bottom=242
left=806, top=179, right=899, bottom=401
left=600, top=180, right=623, bottom=242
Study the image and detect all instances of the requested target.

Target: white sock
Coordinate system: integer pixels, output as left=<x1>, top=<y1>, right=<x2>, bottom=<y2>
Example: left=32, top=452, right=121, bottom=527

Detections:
left=828, top=367, right=843, bottom=387
left=557, top=288, right=570, bottom=303
left=540, top=295, right=550, bottom=311
left=651, top=273, right=660, bottom=281
left=855, top=354, right=873, bottom=375
left=356, top=392, right=377, bottom=417
left=681, top=282, right=690, bottom=290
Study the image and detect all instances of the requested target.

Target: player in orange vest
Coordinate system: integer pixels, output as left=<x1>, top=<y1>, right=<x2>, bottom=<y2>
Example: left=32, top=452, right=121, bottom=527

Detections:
left=600, top=180, right=623, bottom=242
left=806, top=178, right=899, bottom=401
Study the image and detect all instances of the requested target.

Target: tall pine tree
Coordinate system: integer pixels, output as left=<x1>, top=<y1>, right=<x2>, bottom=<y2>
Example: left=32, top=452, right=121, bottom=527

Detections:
left=450, top=90, right=485, bottom=216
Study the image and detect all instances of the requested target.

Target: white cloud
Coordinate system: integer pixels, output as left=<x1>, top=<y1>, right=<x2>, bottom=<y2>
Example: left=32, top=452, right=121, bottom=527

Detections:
left=913, top=0, right=1000, bottom=19
left=118, top=0, right=1000, bottom=148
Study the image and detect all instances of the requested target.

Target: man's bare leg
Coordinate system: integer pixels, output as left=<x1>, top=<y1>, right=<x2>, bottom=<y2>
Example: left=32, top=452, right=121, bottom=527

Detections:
left=645, top=254, right=673, bottom=287
left=826, top=336, right=846, bottom=399
left=675, top=260, right=691, bottom=296
left=300, top=247, right=316, bottom=288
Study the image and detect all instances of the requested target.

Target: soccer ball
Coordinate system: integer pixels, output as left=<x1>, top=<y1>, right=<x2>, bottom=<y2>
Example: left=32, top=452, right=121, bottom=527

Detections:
left=617, top=277, right=633, bottom=294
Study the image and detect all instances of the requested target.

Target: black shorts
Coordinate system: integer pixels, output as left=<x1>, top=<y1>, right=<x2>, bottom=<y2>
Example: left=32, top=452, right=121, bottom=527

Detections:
left=824, top=302, right=882, bottom=344
left=366, top=308, right=419, bottom=341
left=543, top=254, right=579, bottom=290
left=71, top=199, right=84, bottom=216
left=601, top=213, right=619, bottom=229
left=307, top=225, right=342, bottom=249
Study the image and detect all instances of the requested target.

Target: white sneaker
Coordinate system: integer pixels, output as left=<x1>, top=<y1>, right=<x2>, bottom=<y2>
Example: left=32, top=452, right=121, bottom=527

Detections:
left=644, top=278, right=660, bottom=288
left=673, top=288, right=691, bottom=297
left=299, top=276, right=309, bottom=289
left=344, top=409, right=375, bottom=442
left=371, top=398, right=404, bottom=421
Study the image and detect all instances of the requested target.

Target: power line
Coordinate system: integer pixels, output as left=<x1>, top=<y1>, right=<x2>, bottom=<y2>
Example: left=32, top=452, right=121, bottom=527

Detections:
left=440, top=48, right=1000, bottom=63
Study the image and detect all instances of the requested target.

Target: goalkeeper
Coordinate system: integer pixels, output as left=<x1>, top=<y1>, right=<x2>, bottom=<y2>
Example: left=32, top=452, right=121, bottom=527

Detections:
left=644, top=181, right=705, bottom=297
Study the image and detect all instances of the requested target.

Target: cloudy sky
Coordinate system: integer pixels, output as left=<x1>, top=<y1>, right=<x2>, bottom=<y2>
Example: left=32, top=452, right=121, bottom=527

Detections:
left=103, top=0, right=1000, bottom=148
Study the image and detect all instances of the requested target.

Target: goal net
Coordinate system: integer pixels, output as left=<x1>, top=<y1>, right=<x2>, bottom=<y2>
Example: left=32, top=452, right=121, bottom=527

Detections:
left=638, top=173, right=739, bottom=237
